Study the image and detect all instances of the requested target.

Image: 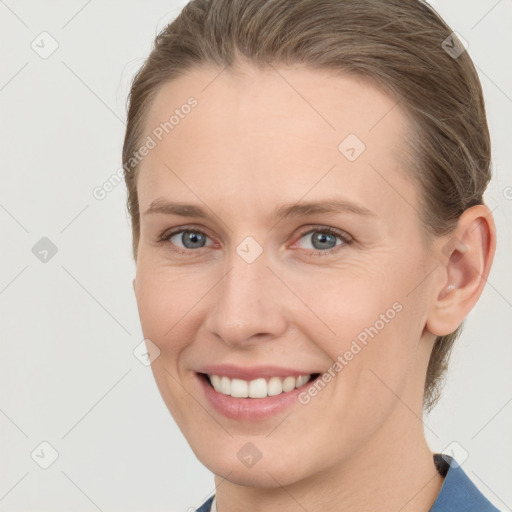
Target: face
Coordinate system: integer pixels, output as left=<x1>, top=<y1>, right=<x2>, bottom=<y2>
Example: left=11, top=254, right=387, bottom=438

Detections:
left=133, top=64, right=438, bottom=487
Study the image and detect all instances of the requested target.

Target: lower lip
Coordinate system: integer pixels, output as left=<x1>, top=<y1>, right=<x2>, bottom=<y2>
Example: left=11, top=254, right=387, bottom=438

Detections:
left=197, top=373, right=318, bottom=421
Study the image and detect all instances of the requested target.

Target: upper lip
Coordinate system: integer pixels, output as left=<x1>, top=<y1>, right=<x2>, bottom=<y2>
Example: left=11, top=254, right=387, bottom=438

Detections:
left=197, top=364, right=320, bottom=381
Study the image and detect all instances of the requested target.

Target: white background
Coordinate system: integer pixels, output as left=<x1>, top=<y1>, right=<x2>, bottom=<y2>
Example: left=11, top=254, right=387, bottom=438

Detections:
left=0, top=1, right=511, bottom=511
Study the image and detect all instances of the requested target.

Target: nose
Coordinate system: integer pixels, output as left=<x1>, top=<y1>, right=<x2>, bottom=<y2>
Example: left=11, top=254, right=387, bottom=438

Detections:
left=203, top=247, right=288, bottom=347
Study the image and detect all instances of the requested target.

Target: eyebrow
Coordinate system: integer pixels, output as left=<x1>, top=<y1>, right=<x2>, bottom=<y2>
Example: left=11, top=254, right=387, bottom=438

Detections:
left=143, top=197, right=376, bottom=221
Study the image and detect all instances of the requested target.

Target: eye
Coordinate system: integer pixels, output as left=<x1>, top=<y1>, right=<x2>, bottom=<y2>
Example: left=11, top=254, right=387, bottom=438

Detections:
left=293, top=226, right=352, bottom=255
left=159, top=227, right=214, bottom=255
left=158, top=225, right=352, bottom=256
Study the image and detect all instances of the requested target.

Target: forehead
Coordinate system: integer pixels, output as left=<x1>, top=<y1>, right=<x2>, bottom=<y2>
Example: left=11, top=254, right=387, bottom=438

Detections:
left=136, top=63, right=417, bottom=222
left=143, top=63, right=408, bottom=148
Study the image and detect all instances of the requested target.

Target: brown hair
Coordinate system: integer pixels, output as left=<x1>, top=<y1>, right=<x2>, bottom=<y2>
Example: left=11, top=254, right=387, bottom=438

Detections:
left=122, top=0, right=491, bottom=411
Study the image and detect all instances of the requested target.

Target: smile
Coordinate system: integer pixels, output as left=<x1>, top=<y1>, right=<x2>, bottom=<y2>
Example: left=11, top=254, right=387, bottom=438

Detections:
left=205, top=373, right=318, bottom=398
left=196, top=370, right=323, bottom=421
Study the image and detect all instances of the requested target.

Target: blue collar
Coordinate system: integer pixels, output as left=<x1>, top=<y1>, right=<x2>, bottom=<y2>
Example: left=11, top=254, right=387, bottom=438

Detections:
left=430, top=454, right=499, bottom=511
left=197, top=495, right=214, bottom=512
left=196, top=454, right=499, bottom=512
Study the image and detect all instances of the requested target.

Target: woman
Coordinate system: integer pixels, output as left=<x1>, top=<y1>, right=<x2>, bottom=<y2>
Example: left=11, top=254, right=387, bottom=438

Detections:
left=122, top=0, right=499, bottom=510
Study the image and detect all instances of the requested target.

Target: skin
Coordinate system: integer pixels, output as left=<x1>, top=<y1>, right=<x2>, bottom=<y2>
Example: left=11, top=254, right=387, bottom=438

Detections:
left=132, top=63, right=496, bottom=512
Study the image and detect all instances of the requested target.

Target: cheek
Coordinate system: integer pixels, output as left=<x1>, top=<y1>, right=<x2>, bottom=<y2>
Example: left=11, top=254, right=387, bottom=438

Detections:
left=134, top=267, right=200, bottom=426
left=134, top=264, right=201, bottom=349
left=297, top=259, right=424, bottom=402
left=303, top=305, right=418, bottom=458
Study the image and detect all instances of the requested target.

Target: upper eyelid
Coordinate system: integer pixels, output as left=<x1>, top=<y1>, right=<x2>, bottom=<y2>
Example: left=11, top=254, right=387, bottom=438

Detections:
left=305, top=226, right=352, bottom=241
left=160, top=224, right=212, bottom=241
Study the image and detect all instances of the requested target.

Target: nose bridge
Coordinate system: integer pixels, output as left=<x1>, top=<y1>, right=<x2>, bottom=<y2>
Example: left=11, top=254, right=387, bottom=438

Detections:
left=205, top=241, right=287, bottom=344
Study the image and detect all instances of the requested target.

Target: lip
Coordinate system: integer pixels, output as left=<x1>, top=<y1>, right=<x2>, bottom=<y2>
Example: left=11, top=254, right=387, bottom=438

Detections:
left=197, top=364, right=320, bottom=381
left=195, top=371, right=321, bottom=421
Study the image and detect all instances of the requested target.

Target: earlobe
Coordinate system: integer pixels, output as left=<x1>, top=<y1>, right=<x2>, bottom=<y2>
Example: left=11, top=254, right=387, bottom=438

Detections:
left=426, top=205, right=496, bottom=337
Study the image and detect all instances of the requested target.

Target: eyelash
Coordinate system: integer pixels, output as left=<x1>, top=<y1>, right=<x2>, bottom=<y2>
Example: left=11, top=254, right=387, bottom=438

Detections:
left=158, top=225, right=353, bottom=257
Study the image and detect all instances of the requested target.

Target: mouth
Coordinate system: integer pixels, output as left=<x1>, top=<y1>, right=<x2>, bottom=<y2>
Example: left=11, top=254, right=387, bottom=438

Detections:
left=198, top=372, right=322, bottom=399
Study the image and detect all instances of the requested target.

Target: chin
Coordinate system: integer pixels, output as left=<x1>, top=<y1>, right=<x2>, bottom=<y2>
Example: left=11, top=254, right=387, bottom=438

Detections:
left=194, top=441, right=316, bottom=489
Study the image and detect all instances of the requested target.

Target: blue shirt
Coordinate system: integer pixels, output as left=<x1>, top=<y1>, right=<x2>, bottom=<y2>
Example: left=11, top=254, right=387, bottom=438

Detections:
left=195, top=454, right=500, bottom=511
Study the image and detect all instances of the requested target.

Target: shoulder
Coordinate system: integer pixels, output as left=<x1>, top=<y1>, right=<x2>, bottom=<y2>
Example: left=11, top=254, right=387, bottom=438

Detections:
left=430, top=454, right=501, bottom=512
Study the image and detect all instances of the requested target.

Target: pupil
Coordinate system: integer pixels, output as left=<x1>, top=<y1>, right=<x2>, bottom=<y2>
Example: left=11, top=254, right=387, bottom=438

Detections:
left=183, top=232, right=205, bottom=249
left=312, top=232, right=335, bottom=250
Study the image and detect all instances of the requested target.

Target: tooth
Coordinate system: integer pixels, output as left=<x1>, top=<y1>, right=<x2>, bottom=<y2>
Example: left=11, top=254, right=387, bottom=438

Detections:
left=267, top=376, right=283, bottom=396
left=282, top=376, right=296, bottom=392
left=295, top=375, right=306, bottom=388
left=231, top=378, right=249, bottom=398
left=209, top=374, right=315, bottom=398
left=220, top=376, right=231, bottom=395
left=248, top=378, right=267, bottom=398
left=210, top=375, right=222, bottom=392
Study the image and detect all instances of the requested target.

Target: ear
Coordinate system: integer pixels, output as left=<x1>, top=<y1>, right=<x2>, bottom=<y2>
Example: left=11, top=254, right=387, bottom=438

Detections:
left=426, top=204, right=496, bottom=337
